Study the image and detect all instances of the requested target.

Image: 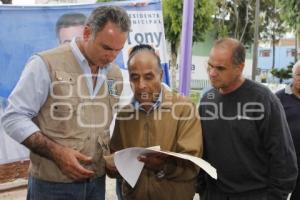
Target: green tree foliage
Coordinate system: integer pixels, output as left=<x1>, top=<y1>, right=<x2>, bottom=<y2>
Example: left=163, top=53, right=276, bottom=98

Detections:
left=260, top=0, right=285, bottom=41
left=214, top=0, right=286, bottom=47
left=215, top=0, right=253, bottom=46
left=214, top=0, right=256, bottom=46
left=260, top=0, right=286, bottom=69
left=271, top=62, right=293, bottom=83
left=278, top=0, right=300, bottom=31
left=163, top=0, right=215, bottom=57
left=279, top=0, right=300, bottom=61
left=163, top=0, right=215, bottom=88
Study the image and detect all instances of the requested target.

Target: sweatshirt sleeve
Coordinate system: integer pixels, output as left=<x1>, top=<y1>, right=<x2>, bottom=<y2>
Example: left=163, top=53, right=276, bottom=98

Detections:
left=260, top=94, right=298, bottom=199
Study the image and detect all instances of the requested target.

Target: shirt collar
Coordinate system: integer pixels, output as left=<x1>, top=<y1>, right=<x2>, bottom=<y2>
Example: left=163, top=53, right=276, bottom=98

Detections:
left=132, top=88, right=163, bottom=113
left=70, top=37, right=85, bottom=63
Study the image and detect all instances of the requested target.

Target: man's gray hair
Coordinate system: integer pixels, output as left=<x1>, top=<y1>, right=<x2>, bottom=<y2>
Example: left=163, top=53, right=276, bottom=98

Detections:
left=292, top=60, right=300, bottom=74
left=86, top=6, right=131, bottom=36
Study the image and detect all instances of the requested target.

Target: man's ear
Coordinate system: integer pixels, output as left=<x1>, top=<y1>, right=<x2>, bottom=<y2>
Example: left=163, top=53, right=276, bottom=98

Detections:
left=240, top=63, right=245, bottom=71
left=83, top=26, right=92, bottom=41
left=236, top=63, right=245, bottom=73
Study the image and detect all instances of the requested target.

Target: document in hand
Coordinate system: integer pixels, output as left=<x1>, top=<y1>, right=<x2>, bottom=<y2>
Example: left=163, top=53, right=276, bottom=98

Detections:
left=113, top=146, right=217, bottom=187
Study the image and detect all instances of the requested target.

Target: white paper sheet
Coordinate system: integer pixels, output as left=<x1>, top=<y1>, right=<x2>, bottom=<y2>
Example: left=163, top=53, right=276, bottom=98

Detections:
left=114, top=146, right=217, bottom=188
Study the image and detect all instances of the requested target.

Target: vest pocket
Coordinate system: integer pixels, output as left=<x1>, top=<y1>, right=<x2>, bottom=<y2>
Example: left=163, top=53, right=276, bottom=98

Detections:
left=50, top=102, right=74, bottom=120
left=51, top=71, right=77, bottom=98
left=43, top=101, right=79, bottom=135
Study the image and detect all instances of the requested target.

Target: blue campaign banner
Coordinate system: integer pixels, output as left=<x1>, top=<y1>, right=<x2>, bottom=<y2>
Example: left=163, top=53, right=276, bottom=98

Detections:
left=0, top=0, right=170, bottom=99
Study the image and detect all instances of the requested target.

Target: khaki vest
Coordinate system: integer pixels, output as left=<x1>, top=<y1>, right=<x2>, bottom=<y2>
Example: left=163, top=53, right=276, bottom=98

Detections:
left=30, top=44, right=123, bottom=182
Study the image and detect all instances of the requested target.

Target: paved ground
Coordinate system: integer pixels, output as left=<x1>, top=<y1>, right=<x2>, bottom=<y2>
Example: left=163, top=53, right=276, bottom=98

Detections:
left=0, top=178, right=200, bottom=200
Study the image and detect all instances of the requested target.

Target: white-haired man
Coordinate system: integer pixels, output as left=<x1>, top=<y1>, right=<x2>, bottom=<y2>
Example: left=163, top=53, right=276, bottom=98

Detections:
left=276, top=60, right=300, bottom=200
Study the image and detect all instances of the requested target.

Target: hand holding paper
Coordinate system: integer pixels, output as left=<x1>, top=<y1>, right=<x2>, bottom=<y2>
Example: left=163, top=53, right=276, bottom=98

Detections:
left=138, top=152, right=169, bottom=171
left=113, top=146, right=217, bottom=187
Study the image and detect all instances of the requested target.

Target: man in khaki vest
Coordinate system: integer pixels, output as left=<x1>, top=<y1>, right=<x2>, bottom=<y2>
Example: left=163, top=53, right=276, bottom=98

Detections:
left=1, top=6, right=130, bottom=200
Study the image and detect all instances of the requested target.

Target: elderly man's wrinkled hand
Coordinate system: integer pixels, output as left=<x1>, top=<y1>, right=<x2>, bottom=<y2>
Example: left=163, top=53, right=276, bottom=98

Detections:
left=138, top=152, right=169, bottom=172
